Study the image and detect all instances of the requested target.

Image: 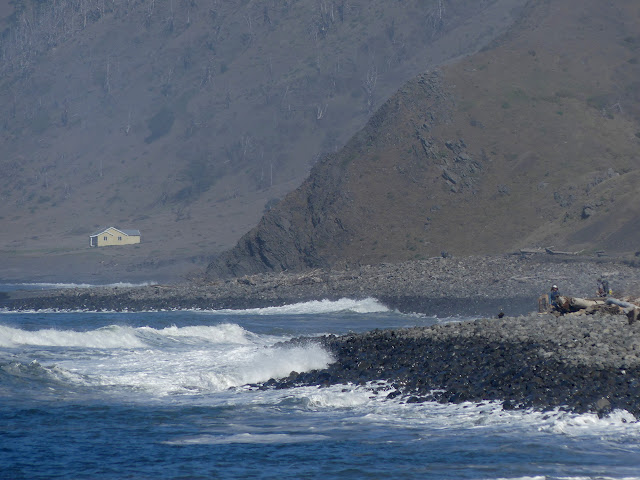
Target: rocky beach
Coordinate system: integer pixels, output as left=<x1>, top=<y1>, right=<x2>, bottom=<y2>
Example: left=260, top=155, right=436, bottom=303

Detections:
left=3, top=254, right=640, bottom=315
left=265, top=313, right=640, bottom=417
left=3, top=254, right=640, bottom=417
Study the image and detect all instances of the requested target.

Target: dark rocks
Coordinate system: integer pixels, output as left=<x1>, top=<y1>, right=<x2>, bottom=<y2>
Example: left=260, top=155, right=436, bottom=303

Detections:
left=266, top=313, right=640, bottom=417
left=582, top=205, right=595, bottom=219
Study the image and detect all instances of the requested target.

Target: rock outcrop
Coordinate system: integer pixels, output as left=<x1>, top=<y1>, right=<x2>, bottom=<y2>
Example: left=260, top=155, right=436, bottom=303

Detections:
left=262, top=313, right=640, bottom=417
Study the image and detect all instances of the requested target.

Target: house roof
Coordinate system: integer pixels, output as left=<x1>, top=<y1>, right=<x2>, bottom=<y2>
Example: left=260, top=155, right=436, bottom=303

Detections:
left=90, top=227, right=111, bottom=237
left=90, top=227, right=141, bottom=237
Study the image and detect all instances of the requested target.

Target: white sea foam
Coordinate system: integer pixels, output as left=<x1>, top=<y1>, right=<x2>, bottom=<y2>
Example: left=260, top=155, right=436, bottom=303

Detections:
left=208, top=297, right=390, bottom=315
left=494, top=477, right=546, bottom=480
left=277, top=383, right=640, bottom=443
left=0, top=324, right=146, bottom=348
left=2, top=297, right=391, bottom=316
left=233, top=343, right=334, bottom=385
left=493, top=477, right=640, bottom=480
left=163, top=433, right=330, bottom=445
left=0, top=323, right=260, bottom=349
left=495, top=478, right=640, bottom=480
left=21, top=325, right=335, bottom=395
left=139, top=323, right=255, bottom=345
left=301, top=387, right=374, bottom=409
left=176, top=343, right=335, bottom=392
left=540, top=408, right=639, bottom=436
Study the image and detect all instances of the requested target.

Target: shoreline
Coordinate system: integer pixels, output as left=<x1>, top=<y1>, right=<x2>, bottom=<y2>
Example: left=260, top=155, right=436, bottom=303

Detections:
left=3, top=254, right=640, bottom=417
left=3, top=254, right=640, bottom=315
left=264, top=313, right=640, bottom=418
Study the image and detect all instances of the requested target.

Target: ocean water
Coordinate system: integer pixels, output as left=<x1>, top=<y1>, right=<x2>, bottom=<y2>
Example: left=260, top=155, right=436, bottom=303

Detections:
left=1, top=289, right=640, bottom=480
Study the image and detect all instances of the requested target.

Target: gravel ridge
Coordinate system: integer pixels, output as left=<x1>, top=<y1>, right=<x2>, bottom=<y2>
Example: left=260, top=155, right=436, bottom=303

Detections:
left=3, top=254, right=640, bottom=316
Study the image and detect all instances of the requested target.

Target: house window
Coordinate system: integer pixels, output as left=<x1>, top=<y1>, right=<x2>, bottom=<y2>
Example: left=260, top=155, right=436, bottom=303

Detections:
left=118, top=236, right=122, bottom=241
left=104, top=236, right=108, bottom=241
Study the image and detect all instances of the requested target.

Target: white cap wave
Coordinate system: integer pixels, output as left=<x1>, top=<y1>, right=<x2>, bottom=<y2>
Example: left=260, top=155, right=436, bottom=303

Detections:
left=216, top=297, right=389, bottom=315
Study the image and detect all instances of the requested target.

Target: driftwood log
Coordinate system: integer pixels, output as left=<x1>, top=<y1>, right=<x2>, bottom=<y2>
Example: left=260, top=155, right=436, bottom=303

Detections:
left=539, top=293, right=640, bottom=324
left=545, top=248, right=580, bottom=255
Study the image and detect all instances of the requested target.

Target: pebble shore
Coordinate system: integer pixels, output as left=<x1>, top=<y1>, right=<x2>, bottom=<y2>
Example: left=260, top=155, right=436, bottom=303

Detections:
left=265, top=313, right=640, bottom=417
left=4, top=254, right=640, bottom=315
left=3, top=254, right=640, bottom=417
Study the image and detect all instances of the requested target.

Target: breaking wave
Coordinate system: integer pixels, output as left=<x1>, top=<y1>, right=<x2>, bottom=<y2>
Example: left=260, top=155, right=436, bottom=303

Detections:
left=0, top=323, right=254, bottom=349
left=212, top=297, right=390, bottom=315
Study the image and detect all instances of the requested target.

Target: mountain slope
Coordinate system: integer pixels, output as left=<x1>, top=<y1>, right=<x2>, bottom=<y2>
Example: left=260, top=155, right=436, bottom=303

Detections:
left=0, top=0, right=529, bottom=282
left=207, top=0, right=640, bottom=278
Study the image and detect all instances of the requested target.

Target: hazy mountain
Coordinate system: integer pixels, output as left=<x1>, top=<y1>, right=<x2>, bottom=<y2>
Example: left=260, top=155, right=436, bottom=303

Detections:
left=207, top=0, right=640, bottom=278
left=0, top=0, right=528, bottom=282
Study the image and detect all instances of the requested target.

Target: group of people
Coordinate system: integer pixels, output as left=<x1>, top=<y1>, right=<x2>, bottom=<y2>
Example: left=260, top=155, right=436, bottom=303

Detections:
left=548, top=278, right=612, bottom=308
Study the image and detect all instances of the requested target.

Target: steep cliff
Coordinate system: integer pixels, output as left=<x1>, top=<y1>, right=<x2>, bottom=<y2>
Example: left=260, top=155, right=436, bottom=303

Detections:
left=209, top=72, right=453, bottom=277
left=208, top=0, right=640, bottom=278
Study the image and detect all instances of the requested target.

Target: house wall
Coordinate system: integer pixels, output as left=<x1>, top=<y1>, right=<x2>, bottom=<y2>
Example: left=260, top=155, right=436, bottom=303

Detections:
left=93, top=228, right=141, bottom=247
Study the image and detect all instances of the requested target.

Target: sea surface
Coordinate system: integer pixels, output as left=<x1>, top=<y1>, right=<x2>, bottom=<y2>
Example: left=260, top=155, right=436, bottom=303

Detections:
left=1, top=284, right=640, bottom=480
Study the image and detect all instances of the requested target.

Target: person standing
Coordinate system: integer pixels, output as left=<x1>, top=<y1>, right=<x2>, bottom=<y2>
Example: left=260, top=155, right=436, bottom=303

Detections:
left=549, top=284, right=560, bottom=307
left=597, top=278, right=611, bottom=297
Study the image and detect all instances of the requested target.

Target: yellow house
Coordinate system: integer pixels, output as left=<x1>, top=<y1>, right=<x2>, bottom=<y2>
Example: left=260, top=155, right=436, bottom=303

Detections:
left=89, top=227, right=141, bottom=247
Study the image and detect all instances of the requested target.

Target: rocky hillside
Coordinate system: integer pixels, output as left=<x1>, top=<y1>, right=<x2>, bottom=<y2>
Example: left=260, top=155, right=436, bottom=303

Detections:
left=0, top=0, right=528, bottom=282
left=207, top=0, right=640, bottom=278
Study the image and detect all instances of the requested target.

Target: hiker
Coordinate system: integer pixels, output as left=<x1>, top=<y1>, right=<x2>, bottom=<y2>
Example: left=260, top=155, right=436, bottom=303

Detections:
left=549, top=284, right=560, bottom=307
left=597, top=278, right=611, bottom=297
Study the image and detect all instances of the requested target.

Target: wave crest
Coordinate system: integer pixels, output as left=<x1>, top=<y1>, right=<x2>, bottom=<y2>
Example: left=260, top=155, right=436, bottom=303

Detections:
left=214, top=297, right=390, bottom=315
left=0, top=323, right=254, bottom=349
